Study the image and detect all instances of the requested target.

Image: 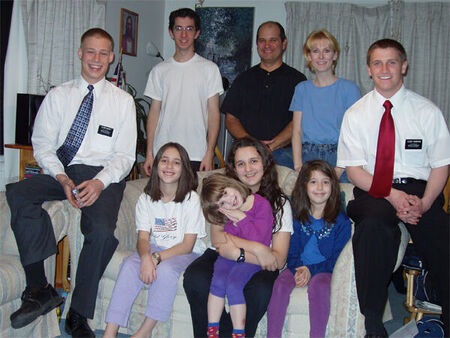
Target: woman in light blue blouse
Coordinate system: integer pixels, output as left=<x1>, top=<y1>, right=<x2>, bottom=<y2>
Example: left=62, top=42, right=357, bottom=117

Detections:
left=291, top=29, right=361, bottom=182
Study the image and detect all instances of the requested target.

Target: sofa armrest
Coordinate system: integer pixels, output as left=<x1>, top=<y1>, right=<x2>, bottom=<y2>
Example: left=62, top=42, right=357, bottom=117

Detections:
left=0, top=191, right=72, bottom=255
left=42, top=200, right=74, bottom=242
left=0, top=192, right=19, bottom=255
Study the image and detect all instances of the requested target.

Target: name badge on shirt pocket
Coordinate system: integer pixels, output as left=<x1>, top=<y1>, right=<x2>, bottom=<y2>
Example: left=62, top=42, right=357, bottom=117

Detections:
left=98, top=125, right=113, bottom=137
left=404, top=139, right=424, bottom=167
left=405, top=139, right=422, bottom=150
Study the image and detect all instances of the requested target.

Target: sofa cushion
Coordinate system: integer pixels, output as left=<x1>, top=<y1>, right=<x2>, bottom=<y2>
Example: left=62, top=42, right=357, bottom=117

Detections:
left=103, top=250, right=134, bottom=280
left=275, top=165, right=298, bottom=197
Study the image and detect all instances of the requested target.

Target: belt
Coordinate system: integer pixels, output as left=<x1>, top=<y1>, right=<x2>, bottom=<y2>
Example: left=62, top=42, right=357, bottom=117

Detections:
left=392, top=177, right=426, bottom=184
left=303, top=142, right=337, bottom=149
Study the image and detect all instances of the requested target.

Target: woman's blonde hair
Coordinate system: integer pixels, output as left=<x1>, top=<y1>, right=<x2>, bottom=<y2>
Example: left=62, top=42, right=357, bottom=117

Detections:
left=303, top=29, right=340, bottom=74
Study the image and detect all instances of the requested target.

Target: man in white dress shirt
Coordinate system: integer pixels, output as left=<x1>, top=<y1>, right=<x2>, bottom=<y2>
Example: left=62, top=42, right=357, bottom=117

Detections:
left=337, top=39, right=449, bottom=337
left=6, top=28, right=136, bottom=337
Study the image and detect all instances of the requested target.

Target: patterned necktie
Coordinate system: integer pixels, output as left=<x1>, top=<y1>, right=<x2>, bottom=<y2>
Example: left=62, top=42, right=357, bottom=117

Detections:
left=57, top=84, right=94, bottom=166
left=369, top=100, right=395, bottom=198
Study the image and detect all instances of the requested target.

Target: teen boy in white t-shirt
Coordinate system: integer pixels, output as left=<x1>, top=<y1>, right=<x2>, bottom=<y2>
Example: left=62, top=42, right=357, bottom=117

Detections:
left=144, top=8, right=223, bottom=174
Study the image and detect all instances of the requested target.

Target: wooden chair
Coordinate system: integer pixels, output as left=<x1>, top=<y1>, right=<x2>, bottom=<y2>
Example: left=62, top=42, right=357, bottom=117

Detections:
left=403, top=265, right=442, bottom=324
left=214, top=145, right=226, bottom=168
left=403, top=176, right=448, bottom=324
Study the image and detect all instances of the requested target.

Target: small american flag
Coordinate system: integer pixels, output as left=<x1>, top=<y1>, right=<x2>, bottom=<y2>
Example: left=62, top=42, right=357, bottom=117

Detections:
left=111, top=49, right=125, bottom=90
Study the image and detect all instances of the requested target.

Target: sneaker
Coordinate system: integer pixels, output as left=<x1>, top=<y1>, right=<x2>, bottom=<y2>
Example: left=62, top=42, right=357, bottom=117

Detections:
left=65, top=308, right=95, bottom=338
left=10, top=284, right=63, bottom=329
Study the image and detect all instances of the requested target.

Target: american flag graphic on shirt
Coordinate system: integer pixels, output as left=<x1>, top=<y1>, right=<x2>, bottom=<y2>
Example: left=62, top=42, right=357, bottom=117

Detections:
left=154, top=217, right=178, bottom=232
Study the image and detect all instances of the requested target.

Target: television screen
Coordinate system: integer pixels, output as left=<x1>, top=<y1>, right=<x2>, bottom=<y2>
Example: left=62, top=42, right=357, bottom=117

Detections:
left=15, top=93, right=45, bottom=145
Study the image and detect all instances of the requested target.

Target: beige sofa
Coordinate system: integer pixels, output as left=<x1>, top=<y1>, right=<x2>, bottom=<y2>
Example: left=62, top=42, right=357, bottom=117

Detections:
left=0, top=191, right=76, bottom=337
left=62, top=165, right=409, bottom=337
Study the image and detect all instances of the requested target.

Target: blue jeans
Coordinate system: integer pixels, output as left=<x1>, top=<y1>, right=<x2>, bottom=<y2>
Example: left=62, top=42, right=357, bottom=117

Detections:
left=302, top=143, right=349, bottom=183
left=273, top=147, right=294, bottom=169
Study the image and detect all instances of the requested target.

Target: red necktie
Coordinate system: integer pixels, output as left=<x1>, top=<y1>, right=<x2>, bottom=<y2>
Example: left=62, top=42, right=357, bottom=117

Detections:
left=369, top=100, right=395, bottom=198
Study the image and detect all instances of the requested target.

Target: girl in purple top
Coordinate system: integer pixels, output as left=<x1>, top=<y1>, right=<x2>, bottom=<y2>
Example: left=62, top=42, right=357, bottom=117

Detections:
left=201, top=174, right=274, bottom=338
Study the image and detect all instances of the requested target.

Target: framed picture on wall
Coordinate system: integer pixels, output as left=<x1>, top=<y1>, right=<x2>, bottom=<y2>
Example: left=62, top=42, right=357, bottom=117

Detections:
left=120, top=8, right=138, bottom=56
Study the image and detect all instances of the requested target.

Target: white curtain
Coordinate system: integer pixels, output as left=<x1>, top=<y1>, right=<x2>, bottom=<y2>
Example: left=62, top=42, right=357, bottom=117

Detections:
left=285, top=1, right=450, bottom=125
left=398, top=2, right=450, bottom=126
left=2, top=1, right=29, bottom=190
left=21, top=0, right=106, bottom=95
left=285, top=2, right=391, bottom=95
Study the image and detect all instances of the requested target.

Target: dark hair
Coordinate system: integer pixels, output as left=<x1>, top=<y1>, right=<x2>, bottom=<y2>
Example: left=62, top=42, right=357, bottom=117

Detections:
left=81, top=28, right=114, bottom=50
left=256, top=21, right=286, bottom=42
left=201, top=174, right=250, bottom=225
left=291, top=160, right=341, bottom=227
left=169, top=8, right=200, bottom=31
left=144, top=142, right=196, bottom=202
left=225, top=137, right=286, bottom=232
left=367, top=38, right=407, bottom=65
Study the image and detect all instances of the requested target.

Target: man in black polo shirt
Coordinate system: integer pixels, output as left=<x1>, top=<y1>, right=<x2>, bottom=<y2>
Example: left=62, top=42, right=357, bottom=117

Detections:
left=222, top=21, right=306, bottom=168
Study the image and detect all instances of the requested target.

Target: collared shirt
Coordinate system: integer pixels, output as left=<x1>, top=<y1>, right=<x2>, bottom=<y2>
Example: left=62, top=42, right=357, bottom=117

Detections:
left=337, top=85, right=450, bottom=180
left=221, top=63, right=307, bottom=140
left=32, top=77, right=137, bottom=188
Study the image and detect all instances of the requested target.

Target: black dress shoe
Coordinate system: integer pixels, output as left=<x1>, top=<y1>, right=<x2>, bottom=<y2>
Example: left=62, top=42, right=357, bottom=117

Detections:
left=65, top=308, right=95, bottom=338
left=10, top=284, right=63, bottom=329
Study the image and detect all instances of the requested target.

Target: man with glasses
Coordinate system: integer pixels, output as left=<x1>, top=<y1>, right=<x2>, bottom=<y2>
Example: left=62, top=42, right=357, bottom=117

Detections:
left=143, top=8, right=223, bottom=174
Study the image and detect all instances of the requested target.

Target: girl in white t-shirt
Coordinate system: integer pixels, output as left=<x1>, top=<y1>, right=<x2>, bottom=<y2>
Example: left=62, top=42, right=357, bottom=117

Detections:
left=104, top=142, right=206, bottom=338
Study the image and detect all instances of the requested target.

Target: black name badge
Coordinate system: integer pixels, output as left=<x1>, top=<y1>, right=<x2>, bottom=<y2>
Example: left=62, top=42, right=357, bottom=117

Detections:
left=405, top=139, right=422, bottom=150
left=98, top=125, right=113, bottom=137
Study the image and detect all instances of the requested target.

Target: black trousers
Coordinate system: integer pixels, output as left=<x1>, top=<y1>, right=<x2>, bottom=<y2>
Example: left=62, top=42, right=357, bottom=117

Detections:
left=183, top=248, right=278, bottom=337
left=6, top=164, right=125, bottom=319
left=347, top=180, right=449, bottom=335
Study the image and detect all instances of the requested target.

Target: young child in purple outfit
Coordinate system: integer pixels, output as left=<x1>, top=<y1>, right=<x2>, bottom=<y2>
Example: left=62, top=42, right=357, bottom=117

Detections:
left=201, top=174, right=274, bottom=338
left=267, top=160, right=351, bottom=337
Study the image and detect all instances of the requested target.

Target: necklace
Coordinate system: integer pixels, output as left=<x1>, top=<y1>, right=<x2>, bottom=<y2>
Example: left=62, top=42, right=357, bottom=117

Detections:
left=301, top=222, right=334, bottom=239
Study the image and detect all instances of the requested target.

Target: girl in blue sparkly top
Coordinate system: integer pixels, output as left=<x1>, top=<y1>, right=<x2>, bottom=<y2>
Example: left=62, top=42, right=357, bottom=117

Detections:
left=267, top=160, right=351, bottom=338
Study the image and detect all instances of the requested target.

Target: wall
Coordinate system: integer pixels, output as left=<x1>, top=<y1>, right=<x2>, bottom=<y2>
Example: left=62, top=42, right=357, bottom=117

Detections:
left=105, top=0, right=165, bottom=99
left=104, top=0, right=392, bottom=97
left=162, top=0, right=392, bottom=69
left=105, top=0, right=438, bottom=97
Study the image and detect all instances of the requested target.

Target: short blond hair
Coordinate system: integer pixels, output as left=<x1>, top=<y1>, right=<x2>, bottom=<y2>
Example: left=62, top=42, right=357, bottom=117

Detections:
left=81, top=28, right=114, bottom=50
left=303, top=29, right=340, bottom=74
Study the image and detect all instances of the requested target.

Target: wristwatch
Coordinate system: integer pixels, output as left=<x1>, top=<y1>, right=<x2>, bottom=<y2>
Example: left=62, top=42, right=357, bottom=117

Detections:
left=152, top=252, right=161, bottom=265
left=236, top=248, right=245, bottom=263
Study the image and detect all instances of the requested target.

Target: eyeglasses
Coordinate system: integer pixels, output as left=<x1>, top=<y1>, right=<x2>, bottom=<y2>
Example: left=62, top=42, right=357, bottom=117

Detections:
left=174, top=26, right=195, bottom=33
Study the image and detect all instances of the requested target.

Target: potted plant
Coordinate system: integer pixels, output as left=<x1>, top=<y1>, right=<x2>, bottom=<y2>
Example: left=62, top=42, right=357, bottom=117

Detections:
left=126, top=83, right=150, bottom=159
